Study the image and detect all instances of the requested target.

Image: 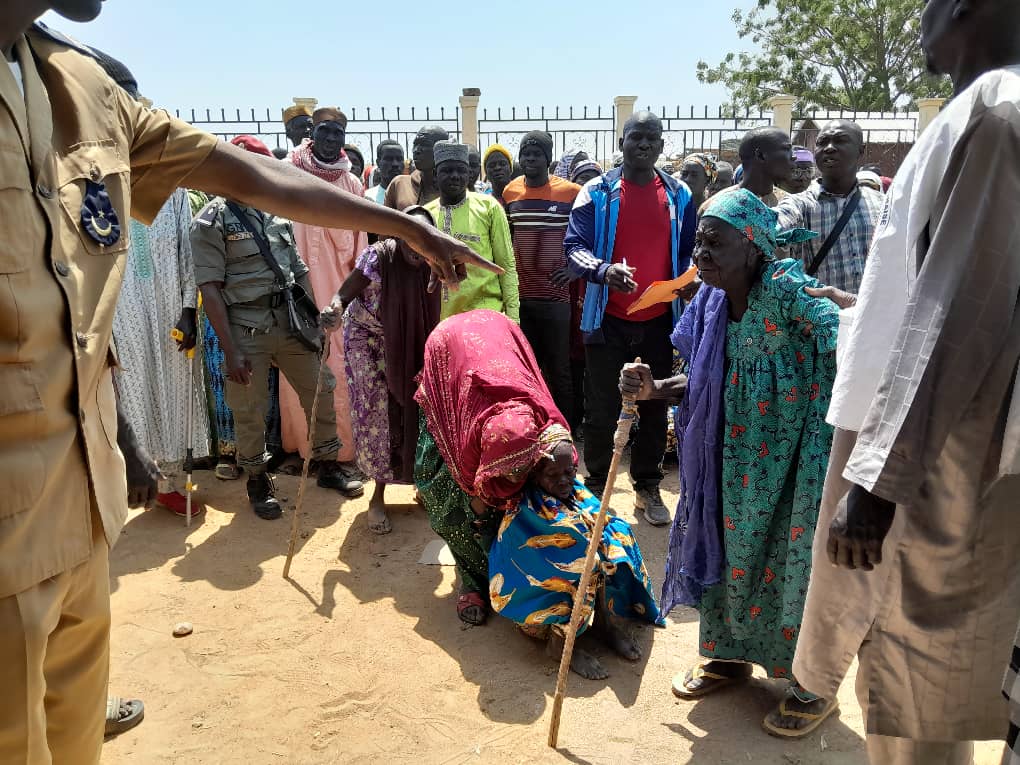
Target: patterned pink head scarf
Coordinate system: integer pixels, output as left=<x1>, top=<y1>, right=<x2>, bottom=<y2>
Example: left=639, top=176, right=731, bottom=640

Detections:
left=414, top=310, right=571, bottom=509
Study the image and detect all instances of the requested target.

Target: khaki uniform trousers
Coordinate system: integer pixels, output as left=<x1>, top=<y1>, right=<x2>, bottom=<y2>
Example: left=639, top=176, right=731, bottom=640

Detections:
left=0, top=512, right=110, bottom=765
left=225, top=315, right=339, bottom=473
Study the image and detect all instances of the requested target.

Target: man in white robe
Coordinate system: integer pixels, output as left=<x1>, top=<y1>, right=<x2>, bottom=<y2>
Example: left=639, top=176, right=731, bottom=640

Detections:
left=791, top=1, right=1020, bottom=761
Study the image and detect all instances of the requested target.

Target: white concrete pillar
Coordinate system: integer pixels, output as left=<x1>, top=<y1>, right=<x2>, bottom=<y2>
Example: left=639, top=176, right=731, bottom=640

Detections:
left=767, top=94, right=797, bottom=134
left=614, top=95, right=638, bottom=141
left=459, top=89, right=481, bottom=148
left=916, top=97, right=946, bottom=136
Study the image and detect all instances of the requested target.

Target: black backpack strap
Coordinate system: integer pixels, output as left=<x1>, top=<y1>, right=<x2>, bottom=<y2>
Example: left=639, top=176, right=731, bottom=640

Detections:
left=806, top=187, right=862, bottom=277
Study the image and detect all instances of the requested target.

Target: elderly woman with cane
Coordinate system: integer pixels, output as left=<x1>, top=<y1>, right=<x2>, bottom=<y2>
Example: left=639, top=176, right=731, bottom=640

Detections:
left=414, top=309, right=662, bottom=679
left=621, top=188, right=842, bottom=737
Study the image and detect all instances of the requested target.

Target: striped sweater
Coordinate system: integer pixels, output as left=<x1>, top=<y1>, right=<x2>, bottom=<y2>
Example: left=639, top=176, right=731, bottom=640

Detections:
left=502, top=176, right=581, bottom=302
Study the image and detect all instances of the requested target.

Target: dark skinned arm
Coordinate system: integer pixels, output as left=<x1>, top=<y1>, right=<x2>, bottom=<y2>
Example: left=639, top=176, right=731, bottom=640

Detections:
left=116, top=396, right=161, bottom=508
left=183, top=143, right=501, bottom=286
left=320, top=269, right=372, bottom=332
left=618, top=361, right=687, bottom=404
left=199, top=282, right=252, bottom=386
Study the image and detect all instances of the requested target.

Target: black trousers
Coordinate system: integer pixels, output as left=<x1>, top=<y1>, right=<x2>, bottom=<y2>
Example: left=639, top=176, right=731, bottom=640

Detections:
left=583, top=311, right=674, bottom=489
left=519, top=299, right=574, bottom=426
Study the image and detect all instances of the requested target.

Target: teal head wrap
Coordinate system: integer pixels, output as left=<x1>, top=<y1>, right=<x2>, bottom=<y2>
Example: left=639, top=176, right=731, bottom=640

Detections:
left=701, top=188, right=817, bottom=260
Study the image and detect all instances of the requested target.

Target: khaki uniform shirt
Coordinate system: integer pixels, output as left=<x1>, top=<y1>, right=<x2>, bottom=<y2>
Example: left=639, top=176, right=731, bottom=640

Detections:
left=190, top=200, right=309, bottom=331
left=0, top=26, right=217, bottom=598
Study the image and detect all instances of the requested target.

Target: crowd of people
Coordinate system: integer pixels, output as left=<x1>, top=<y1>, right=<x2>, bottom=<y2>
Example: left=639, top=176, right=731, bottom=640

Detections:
left=2, top=1, right=1019, bottom=763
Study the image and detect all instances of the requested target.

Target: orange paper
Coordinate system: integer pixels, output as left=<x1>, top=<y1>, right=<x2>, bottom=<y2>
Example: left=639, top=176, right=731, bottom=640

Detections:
left=625, top=265, right=699, bottom=315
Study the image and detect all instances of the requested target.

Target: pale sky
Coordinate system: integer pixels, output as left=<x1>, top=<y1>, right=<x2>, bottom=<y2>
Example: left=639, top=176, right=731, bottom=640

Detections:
left=43, top=1, right=760, bottom=115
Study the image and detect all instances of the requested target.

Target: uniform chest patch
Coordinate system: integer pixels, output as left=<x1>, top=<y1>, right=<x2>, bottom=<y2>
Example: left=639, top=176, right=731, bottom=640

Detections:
left=80, top=180, right=121, bottom=246
left=226, top=232, right=254, bottom=241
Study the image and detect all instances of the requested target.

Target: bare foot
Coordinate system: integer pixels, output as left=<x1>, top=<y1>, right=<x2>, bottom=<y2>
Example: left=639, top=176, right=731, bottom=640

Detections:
left=570, top=648, right=608, bottom=680
left=367, top=483, right=391, bottom=535
left=546, top=631, right=609, bottom=680
left=600, top=615, right=641, bottom=661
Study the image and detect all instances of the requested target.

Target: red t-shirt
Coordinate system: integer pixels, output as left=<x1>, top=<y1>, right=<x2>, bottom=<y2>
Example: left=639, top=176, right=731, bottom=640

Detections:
left=605, top=176, right=672, bottom=321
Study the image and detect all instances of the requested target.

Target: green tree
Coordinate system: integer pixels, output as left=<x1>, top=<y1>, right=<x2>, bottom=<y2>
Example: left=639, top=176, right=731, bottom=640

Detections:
left=698, top=0, right=952, bottom=111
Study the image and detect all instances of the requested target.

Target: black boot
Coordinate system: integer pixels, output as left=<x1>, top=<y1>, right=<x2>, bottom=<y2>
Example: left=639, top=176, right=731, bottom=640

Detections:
left=317, top=461, right=365, bottom=498
left=246, top=472, right=282, bottom=520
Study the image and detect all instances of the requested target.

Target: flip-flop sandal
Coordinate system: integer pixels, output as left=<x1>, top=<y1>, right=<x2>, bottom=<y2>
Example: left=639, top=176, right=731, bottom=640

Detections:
left=456, top=591, right=488, bottom=626
left=762, top=697, right=839, bottom=738
left=672, top=663, right=752, bottom=699
left=105, top=696, right=144, bottom=738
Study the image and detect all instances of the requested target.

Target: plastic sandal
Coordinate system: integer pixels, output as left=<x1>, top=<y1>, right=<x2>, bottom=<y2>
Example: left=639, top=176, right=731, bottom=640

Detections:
left=762, top=697, right=840, bottom=738
left=456, top=591, right=488, bottom=626
left=672, top=662, right=752, bottom=699
left=105, top=696, right=144, bottom=737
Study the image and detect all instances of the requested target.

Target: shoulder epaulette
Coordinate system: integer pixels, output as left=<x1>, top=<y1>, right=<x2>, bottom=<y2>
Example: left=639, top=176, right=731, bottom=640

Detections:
left=193, top=199, right=224, bottom=227
left=30, top=21, right=94, bottom=57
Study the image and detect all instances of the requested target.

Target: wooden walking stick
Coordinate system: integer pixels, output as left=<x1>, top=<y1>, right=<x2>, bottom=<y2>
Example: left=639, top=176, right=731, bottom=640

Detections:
left=283, top=344, right=330, bottom=578
left=547, top=357, right=642, bottom=748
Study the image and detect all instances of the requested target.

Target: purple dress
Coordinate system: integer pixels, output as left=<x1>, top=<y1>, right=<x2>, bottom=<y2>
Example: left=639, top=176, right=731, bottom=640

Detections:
left=343, top=247, right=398, bottom=482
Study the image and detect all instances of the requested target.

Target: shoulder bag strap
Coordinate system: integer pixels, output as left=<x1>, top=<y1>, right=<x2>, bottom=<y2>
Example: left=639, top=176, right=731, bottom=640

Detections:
left=224, top=201, right=288, bottom=290
left=806, top=187, right=862, bottom=276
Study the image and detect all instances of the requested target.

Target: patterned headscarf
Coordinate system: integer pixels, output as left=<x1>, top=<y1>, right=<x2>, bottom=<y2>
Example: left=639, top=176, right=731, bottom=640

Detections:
left=537, top=423, right=573, bottom=459
left=414, top=310, right=570, bottom=510
left=683, top=153, right=718, bottom=184
left=701, top=188, right=817, bottom=260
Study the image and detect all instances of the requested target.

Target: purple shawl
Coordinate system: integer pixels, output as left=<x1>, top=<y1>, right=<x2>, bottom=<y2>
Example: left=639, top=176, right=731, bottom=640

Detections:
left=660, top=286, right=729, bottom=613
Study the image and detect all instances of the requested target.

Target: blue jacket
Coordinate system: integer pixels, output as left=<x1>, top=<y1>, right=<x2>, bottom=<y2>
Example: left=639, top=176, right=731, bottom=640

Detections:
left=564, top=167, right=697, bottom=341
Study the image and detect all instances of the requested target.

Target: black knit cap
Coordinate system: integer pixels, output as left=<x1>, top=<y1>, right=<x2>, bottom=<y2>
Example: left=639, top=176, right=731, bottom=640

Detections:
left=519, top=130, right=554, bottom=163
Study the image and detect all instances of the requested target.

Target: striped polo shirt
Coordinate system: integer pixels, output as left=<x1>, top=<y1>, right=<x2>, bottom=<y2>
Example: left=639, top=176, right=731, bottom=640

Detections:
left=502, top=175, right=581, bottom=302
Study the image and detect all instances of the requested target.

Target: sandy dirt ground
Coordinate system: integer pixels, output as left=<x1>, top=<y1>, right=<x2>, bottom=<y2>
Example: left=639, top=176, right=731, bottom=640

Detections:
left=103, top=460, right=1007, bottom=765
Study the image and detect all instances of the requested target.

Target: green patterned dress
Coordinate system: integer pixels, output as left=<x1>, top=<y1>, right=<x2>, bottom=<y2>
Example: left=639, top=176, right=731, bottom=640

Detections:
left=697, top=260, right=839, bottom=679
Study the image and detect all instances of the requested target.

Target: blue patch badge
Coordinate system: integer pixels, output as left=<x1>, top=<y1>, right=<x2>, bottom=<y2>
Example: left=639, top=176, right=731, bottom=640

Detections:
left=80, top=180, right=121, bottom=247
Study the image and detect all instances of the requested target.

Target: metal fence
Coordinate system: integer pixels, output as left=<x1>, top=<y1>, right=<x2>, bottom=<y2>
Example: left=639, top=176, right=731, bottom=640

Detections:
left=173, top=105, right=461, bottom=161
left=477, top=105, right=616, bottom=165
left=653, top=105, right=774, bottom=164
left=178, top=102, right=921, bottom=173
left=792, top=109, right=919, bottom=176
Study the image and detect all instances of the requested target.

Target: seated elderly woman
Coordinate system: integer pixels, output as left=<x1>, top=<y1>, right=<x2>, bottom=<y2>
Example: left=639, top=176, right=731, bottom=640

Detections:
left=621, top=189, right=841, bottom=737
left=415, top=309, right=663, bottom=679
